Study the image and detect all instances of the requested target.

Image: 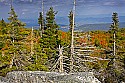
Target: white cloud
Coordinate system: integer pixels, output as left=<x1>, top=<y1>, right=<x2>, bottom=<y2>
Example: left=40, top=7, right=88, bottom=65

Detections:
left=29, top=0, right=32, bottom=2
left=20, top=0, right=25, bottom=1
left=0, top=0, right=5, bottom=2
left=22, top=12, right=25, bottom=15
left=22, top=9, right=28, bottom=12
left=103, top=1, right=116, bottom=6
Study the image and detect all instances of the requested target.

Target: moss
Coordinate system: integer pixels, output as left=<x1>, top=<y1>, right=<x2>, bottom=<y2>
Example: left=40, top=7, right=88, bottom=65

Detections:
left=0, top=66, right=17, bottom=76
left=23, top=64, right=49, bottom=71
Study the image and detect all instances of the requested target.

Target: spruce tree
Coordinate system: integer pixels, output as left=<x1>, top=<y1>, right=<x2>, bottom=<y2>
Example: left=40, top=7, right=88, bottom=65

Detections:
left=7, top=6, right=26, bottom=69
left=1, top=19, right=6, bottom=27
left=105, top=12, right=119, bottom=82
left=38, top=12, right=45, bottom=37
left=109, top=12, right=119, bottom=62
left=8, top=7, right=18, bottom=25
left=104, top=12, right=125, bottom=82
left=68, top=10, right=73, bottom=52
left=40, top=7, right=60, bottom=69
left=8, top=6, right=25, bottom=27
left=68, top=10, right=73, bottom=33
left=110, top=12, right=119, bottom=34
left=0, top=19, right=7, bottom=34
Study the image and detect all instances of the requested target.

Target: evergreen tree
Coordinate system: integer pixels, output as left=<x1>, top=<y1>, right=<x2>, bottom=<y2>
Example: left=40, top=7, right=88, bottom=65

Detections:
left=67, top=10, right=73, bottom=58
left=0, top=19, right=6, bottom=27
left=8, top=6, right=25, bottom=27
left=68, top=10, right=73, bottom=33
left=40, top=7, right=60, bottom=69
left=45, top=7, right=59, bottom=50
left=8, top=6, right=26, bottom=40
left=46, top=7, right=58, bottom=30
left=8, top=7, right=18, bottom=25
left=110, top=12, right=119, bottom=60
left=110, top=12, right=119, bottom=33
left=108, top=12, right=119, bottom=56
left=105, top=12, right=119, bottom=83
left=38, top=12, right=45, bottom=37
left=0, top=19, right=7, bottom=34
left=7, top=6, right=26, bottom=69
left=104, top=12, right=125, bottom=82
left=8, top=6, right=19, bottom=43
left=38, top=12, right=43, bottom=25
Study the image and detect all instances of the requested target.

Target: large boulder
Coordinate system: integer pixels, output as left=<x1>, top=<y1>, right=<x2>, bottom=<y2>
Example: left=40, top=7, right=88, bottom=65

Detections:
left=0, top=71, right=101, bottom=83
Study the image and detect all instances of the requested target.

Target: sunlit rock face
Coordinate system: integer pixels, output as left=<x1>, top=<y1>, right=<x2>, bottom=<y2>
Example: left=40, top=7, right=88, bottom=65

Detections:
left=0, top=71, right=101, bottom=83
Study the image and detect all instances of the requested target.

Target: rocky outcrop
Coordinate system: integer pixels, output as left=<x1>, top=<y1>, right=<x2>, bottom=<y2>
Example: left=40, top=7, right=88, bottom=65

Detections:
left=0, top=71, right=101, bottom=83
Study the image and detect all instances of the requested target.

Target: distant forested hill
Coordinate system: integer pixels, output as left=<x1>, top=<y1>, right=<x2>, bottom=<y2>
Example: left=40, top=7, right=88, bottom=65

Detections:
left=75, top=22, right=125, bottom=32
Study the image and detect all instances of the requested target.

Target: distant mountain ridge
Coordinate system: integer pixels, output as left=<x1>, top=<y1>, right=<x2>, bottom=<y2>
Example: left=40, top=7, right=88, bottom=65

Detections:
left=17, top=15, right=125, bottom=32
left=56, top=16, right=125, bottom=25
left=75, top=22, right=125, bottom=32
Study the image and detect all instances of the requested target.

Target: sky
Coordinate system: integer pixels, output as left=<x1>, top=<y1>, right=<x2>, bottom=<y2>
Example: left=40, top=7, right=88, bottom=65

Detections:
left=0, top=0, right=125, bottom=25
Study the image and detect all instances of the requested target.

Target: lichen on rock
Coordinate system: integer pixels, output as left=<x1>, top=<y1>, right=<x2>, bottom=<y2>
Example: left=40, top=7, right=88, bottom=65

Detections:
left=0, top=71, right=101, bottom=83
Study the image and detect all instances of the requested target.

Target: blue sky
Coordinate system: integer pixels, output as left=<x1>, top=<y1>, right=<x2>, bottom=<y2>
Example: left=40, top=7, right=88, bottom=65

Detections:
left=0, top=0, right=125, bottom=25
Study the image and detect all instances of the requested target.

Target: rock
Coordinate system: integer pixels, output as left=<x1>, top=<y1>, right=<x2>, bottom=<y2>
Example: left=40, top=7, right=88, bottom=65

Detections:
left=0, top=71, right=101, bottom=83
left=0, top=76, right=8, bottom=83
